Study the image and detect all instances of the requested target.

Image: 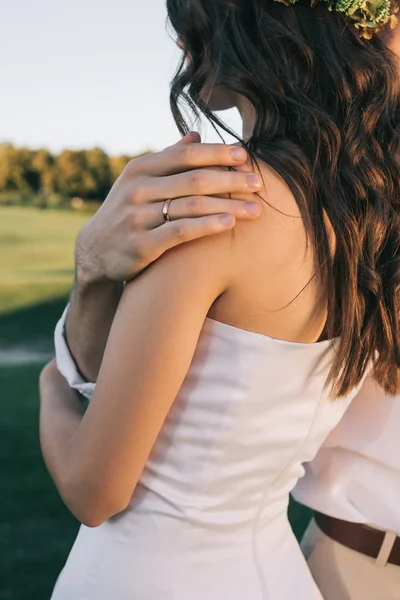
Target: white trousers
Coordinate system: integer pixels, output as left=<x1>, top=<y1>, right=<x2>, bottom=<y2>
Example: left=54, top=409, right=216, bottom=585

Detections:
left=301, top=520, right=400, bottom=600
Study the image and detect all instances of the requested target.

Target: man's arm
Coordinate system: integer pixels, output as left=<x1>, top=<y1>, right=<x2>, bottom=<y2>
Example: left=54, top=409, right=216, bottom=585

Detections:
left=61, top=133, right=262, bottom=382
left=54, top=306, right=97, bottom=398
left=64, top=280, right=122, bottom=384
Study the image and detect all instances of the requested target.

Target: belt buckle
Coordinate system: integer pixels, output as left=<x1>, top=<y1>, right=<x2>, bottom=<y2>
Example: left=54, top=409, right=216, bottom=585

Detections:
left=376, top=530, right=398, bottom=567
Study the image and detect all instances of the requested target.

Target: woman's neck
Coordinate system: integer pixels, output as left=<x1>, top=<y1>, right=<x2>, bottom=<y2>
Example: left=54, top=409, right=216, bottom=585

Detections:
left=235, top=95, right=256, bottom=142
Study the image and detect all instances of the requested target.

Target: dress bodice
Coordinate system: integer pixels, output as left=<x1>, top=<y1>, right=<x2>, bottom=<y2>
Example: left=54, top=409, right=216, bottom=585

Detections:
left=137, top=318, right=353, bottom=529
left=52, top=317, right=363, bottom=600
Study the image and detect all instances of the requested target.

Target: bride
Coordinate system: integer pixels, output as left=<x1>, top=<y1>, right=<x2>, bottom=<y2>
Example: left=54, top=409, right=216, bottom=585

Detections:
left=39, top=0, right=400, bottom=598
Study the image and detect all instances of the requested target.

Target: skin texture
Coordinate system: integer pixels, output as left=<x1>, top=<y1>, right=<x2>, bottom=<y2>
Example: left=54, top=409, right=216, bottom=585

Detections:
left=39, top=26, right=400, bottom=526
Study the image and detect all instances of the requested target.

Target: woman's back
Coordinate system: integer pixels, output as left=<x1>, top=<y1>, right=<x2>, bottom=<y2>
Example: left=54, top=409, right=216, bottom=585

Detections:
left=209, top=158, right=330, bottom=345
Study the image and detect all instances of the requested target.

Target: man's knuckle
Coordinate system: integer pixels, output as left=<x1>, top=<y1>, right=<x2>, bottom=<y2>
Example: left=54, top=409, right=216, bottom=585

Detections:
left=130, top=182, right=145, bottom=204
left=186, top=196, right=202, bottom=213
left=124, top=159, right=139, bottom=176
left=171, top=221, right=188, bottom=242
left=128, top=207, right=141, bottom=229
left=177, top=143, right=194, bottom=164
left=190, top=170, right=207, bottom=192
left=131, top=237, right=146, bottom=261
left=125, top=154, right=150, bottom=178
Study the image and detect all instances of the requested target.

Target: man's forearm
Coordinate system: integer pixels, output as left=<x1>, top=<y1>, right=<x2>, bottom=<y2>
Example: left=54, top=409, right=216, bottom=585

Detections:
left=65, top=278, right=123, bottom=383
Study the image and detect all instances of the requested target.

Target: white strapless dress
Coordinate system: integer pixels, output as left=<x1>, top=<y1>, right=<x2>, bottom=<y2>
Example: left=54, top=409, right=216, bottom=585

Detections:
left=51, top=317, right=361, bottom=600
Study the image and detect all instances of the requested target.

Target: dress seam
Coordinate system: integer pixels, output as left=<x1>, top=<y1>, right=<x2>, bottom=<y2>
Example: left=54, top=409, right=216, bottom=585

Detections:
left=251, top=340, right=328, bottom=599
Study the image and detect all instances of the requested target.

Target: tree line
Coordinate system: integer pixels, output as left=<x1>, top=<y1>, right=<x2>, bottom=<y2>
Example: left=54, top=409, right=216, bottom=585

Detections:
left=0, top=143, right=151, bottom=207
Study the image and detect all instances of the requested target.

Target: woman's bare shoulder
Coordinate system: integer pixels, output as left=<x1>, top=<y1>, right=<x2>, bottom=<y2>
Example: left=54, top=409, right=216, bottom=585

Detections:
left=231, top=159, right=308, bottom=268
left=213, top=158, right=327, bottom=342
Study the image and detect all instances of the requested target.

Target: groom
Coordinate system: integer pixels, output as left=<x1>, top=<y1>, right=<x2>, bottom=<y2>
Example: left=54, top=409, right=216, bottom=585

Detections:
left=50, top=133, right=400, bottom=600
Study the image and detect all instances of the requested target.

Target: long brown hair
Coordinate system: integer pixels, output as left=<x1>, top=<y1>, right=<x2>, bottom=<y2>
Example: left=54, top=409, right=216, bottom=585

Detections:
left=167, top=0, right=400, bottom=397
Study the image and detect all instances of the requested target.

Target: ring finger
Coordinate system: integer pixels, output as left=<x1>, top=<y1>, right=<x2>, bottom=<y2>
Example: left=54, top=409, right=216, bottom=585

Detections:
left=141, top=195, right=261, bottom=229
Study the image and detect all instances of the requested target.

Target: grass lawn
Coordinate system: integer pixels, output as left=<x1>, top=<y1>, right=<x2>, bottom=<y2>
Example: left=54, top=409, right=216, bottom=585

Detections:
left=0, top=206, right=90, bottom=314
left=0, top=364, right=79, bottom=600
left=0, top=206, right=88, bottom=598
left=0, top=206, right=311, bottom=599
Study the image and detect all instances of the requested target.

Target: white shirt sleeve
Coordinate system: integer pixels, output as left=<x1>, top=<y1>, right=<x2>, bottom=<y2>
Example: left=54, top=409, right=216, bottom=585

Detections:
left=292, top=376, right=400, bottom=533
left=54, top=305, right=96, bottom=400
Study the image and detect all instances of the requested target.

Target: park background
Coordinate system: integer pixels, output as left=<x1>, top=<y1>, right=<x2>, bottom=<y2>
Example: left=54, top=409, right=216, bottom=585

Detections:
left=0, top=1, right=311, bottom=598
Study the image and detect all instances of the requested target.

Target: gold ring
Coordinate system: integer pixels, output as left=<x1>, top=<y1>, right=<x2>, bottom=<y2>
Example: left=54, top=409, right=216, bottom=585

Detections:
left=162, top=198, right=172, bottom=222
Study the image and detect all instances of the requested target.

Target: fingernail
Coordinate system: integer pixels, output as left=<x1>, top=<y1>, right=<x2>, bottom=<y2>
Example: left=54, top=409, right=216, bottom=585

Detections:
left=219, top=214, right=235, bottom=227
left=189, top=131, right=201, bottom=143
left=247, top=174, right=262, bottom=190
left=245, top=202, right=260, bottom=215
left=230, top=147, right=247, bottom=162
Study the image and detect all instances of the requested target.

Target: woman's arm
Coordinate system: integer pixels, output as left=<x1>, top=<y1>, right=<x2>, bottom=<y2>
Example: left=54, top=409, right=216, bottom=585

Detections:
left=40, top=230, right=234, bottom=527
left=39, top=360, right=86, bottom=507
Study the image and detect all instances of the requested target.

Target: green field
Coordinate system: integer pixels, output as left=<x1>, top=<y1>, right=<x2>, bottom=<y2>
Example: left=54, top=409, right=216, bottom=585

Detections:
left=0, top=207, right=90, bottom=600
left=0, top=206, right=90, bottom=314
left=0, top=364, right=79, bottom=600
left=0, top=206, right=311, bottom=600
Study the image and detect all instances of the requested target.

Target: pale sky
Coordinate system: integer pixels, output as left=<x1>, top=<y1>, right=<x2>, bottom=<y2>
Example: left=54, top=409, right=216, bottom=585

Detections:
left=0, top=0, right=241, bottom=156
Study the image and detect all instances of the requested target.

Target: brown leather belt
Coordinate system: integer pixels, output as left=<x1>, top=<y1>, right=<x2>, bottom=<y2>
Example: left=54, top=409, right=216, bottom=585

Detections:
left=314, top=511, right=400, bottom=567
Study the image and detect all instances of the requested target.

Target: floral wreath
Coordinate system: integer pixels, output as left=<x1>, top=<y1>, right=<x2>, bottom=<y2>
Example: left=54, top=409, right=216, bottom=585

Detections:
left=276, top=0, right=399, bottom=39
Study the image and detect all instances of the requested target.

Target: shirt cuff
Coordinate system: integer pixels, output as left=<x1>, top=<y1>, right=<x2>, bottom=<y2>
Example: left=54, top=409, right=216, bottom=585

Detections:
left=54, top=305, right=95, bottom=400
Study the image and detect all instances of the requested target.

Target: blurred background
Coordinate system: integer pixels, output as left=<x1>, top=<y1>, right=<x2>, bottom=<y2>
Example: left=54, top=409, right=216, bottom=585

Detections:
left=0, top=1, right=310, bottom=598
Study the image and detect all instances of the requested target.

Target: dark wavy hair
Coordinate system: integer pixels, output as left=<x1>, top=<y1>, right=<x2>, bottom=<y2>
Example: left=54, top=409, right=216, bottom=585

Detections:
left=166, top=0, right=400, bottom=398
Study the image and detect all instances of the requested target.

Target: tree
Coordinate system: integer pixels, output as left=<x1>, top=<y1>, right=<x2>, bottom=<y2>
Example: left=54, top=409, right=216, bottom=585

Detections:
left=84, top=147, right=113, bottom=200
left=0, top=144, right=32, bottom=192
left=55, top=149, right=89, bottom=198
left=31, top=149, right=56, bottom=195
left=0, top=144, right=153, bottom=205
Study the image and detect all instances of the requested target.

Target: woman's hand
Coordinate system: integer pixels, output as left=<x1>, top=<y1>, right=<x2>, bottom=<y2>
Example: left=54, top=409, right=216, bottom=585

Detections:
left=75, top=132, right=262, bottom=285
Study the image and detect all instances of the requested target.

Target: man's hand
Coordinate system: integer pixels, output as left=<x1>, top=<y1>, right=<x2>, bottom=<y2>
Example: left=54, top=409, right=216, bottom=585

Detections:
left=65, top=133, right=262, bottom=382
left=75, top=132, right=262, bottom=285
